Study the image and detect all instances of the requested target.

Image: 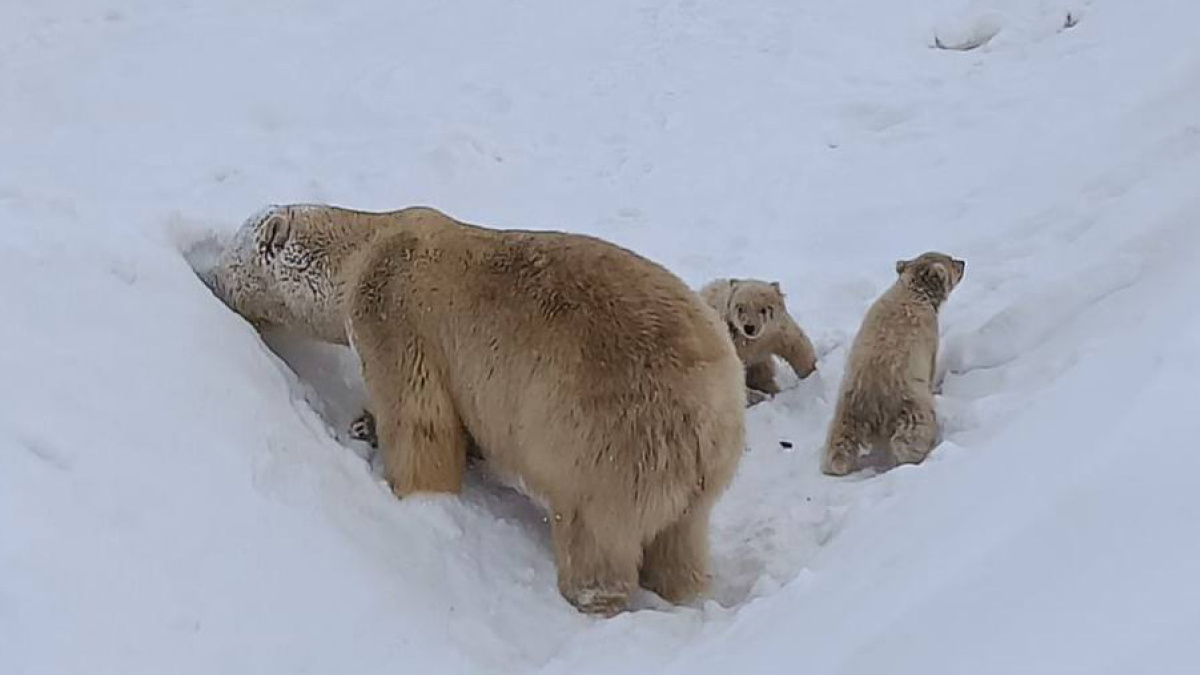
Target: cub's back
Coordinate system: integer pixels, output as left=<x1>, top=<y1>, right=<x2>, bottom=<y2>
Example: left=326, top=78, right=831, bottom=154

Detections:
left=842, top=284, right=939, bottom=409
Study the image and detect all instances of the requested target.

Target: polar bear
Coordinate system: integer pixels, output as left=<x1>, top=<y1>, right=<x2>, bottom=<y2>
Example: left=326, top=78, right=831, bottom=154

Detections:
left=698, top=278, right=818, bottom=405
left=821, top=252, right=966, bottom=476
left=206, top=204, right=747, bottom=616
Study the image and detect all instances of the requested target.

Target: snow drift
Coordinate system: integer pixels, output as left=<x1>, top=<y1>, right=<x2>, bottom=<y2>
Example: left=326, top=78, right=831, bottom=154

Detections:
left=3, top=0, right=1200, bottom=673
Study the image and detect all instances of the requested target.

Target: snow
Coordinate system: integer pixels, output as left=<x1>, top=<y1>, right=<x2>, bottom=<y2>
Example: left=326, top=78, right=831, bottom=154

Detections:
left=3, top=0, right=1200, bottom=673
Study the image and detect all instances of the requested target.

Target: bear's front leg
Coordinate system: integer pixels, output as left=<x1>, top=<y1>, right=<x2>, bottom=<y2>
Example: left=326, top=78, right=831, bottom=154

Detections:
left=351, top=408, right=490, bottom=466
left=359, top=343, right=468, bottom=496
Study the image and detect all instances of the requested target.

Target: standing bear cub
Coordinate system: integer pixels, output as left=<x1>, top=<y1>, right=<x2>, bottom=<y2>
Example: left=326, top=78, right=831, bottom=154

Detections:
left=207, top=204, right=747, bottom=616
left=699, top=278, right=818, bottom=405
left=821, top=252, right=965, bottom=476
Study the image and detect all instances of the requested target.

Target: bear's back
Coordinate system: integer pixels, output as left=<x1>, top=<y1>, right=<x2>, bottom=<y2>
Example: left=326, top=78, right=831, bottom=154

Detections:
left=364, top=214, right=729, bottom=377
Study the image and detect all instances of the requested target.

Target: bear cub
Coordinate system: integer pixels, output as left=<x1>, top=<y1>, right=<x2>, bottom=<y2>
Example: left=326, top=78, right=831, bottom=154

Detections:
left=699, top=278, right=818, bottom=405
left=822, top=252, right=965, bottom=475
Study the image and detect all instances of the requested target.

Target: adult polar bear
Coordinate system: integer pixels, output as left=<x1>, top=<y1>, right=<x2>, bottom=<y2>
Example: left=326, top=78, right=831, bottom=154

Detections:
left=208, top=204, right=747, bottom=616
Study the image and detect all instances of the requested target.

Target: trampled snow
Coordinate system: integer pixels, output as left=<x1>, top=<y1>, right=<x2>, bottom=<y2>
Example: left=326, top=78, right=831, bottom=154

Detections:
left=3, top=0, right=1199, bottom=673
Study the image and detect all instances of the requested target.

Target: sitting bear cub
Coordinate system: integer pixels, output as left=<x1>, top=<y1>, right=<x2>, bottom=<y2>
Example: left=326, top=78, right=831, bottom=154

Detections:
left=822, top=252, right=965, bottom=475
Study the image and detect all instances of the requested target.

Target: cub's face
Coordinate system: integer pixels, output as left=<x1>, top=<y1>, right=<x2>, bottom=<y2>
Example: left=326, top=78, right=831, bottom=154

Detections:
left=729, top=280, right=785, bottom=340
left=895, top=252, right=966, bottom=301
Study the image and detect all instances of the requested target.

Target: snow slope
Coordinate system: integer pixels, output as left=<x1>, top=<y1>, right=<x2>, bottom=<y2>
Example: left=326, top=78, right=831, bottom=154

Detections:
left=3, top=0, right=1200, bottom=673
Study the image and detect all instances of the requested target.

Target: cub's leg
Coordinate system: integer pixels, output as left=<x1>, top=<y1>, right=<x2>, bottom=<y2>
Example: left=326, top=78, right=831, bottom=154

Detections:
left=640, top=498, right=713, bottom=604
left=357, top=339, right=468, bottom=496
left=776, top=318, right=818, bottom=379
left=822, top=410, right=864, bottom=476
left=551, top=504, right=641, bottom=616
left=888, top=400, right=938, bottom=467
left=745, top=359, right=780, bottom=396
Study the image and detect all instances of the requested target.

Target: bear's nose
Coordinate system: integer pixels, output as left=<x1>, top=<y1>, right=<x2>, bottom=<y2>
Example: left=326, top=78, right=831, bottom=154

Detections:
left=743, top=324, right=758, bottom=337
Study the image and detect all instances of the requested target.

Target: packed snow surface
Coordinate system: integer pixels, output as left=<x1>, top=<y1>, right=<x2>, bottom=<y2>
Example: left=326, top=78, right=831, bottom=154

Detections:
left=3, top=0, right=1200, bottom=673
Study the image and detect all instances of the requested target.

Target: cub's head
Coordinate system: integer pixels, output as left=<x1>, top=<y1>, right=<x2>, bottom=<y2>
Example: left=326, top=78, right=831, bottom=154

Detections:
left=726, top=279, right=786, bottom=341
left=896, top=252, right=966, bottom=305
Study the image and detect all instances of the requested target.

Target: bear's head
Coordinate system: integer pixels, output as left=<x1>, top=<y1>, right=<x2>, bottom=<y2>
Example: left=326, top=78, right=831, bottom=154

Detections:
left=726, top=279, right=786, bottom=341
left=895, top=252, right=966, bottom=306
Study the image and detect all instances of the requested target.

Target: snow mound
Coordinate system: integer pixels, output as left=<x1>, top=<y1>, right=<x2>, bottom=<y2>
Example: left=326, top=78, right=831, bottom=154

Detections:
left=933, top=0, right=1082, bottom=51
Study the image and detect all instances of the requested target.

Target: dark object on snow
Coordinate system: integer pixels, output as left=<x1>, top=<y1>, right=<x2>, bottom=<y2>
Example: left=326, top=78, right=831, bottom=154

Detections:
left=349, top=410, right=378, bottom=448
left=933, top=33, right=993, bottom=52
left=779, top=440, right=794, bottom=449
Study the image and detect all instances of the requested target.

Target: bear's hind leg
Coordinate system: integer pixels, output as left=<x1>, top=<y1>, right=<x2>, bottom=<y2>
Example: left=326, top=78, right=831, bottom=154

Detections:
left=640, top=498, right=712, bottom=604
left=552, top=505, right=641, bottom=616
left=888, top=401, right=938, bottom=468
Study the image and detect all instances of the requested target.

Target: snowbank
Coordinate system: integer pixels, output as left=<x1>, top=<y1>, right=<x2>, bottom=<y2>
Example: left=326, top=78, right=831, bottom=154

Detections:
left=3, top=0, right=1199, bottom=673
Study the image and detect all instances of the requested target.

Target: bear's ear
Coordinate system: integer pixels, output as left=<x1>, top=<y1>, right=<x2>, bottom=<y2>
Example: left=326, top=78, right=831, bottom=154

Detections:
left=895, top=259, right=909, bottom=275
left=770, top=281, right=781, bottom=291
left=953, top=259, right=966, bottom=277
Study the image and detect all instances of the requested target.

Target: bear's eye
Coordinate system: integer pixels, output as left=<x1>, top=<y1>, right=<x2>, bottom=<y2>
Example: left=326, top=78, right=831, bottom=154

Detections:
left=763, top=307, right=774, bottom=319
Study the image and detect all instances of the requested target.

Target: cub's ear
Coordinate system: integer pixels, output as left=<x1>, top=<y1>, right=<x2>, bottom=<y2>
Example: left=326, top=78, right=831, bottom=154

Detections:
left=953, top=259, right=966, bottom=277
left=895, top=260, right=909, bottom=275
left=770, top=281, right=781, bottom=291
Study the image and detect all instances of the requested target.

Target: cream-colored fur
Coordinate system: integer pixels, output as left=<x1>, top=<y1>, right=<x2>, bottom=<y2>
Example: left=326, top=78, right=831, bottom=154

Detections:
left=209, top=204, right=747, bottom=616
left=699, top=278, right=818, bottom=405
left=821, top=252, right=965, bottom=476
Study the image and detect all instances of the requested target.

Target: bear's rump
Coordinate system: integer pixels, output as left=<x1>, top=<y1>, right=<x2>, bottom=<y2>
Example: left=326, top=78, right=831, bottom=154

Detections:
left=446, top=346, right=733, bottom=520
